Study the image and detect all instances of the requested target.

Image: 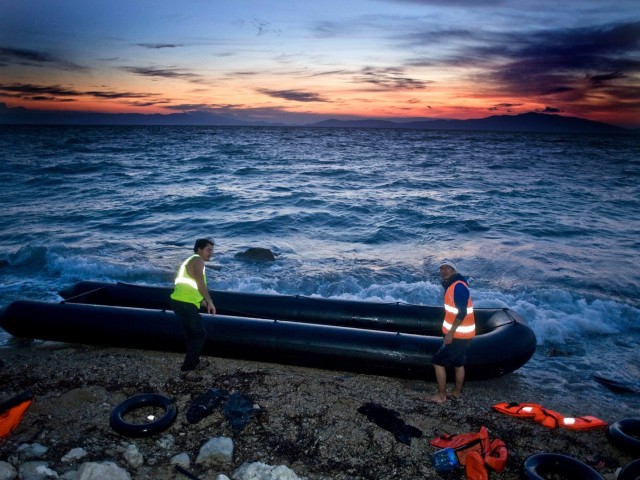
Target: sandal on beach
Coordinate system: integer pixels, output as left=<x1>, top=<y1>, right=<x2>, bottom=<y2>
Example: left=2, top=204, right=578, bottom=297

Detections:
left=186, top=388, right=229, bottom=424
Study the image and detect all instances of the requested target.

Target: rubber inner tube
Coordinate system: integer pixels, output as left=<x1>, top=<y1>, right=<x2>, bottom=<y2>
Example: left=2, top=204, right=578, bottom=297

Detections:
left=110, top=393, right=177, bottom=437
left=607, top=418, right=640, bottom=456
left=522, top=453, right=604, bottom=480
left=618, top=459, right=640, bottom=480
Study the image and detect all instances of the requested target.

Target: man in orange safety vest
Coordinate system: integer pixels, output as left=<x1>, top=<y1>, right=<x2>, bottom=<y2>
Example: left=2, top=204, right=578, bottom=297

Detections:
left=428, top=259, right=475, bottom=404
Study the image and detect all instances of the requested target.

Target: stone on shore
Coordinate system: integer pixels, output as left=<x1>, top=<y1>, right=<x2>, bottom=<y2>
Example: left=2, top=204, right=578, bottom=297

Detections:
left=123, top=444, right=143, bottom=469
left=196, top=436, right=234, bottom=466
left=233, top=461, right=302, bottom=480
left=61, top=448, right=88, bottom=463
left=0, top=461, right=17, bottom=480
left=18, top=461, right=58, bottom=480
left=76, top=461, right=131, bottom=480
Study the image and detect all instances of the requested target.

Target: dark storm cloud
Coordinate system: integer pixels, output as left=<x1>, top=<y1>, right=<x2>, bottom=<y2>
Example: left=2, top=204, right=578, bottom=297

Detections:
left=0, top=83, right=155, bottom=101
left=0, top=84, right=82, bottom=97
left=121, top=66, right=206, bottom=84
left=256, top=88, right=329, bottom=102
left=0, top=46, right=87, bottom=71
left=354, top=66, right=431, bottom=90
left=403, top=20, right=640, bottom=104
left=589, top=71, right=625, bottom=84
left=136, top=43, right=182, bottom=49
left=488, top=22, right=639, bottom=93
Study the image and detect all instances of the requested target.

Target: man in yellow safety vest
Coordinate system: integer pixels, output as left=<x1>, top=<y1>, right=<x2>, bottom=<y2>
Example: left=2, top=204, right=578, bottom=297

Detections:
left=170, top=238, right=216, bottom=381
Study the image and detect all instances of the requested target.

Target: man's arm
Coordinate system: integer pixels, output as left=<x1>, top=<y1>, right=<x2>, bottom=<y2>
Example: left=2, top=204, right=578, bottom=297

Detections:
left=188, top=257, right=216, bottom=314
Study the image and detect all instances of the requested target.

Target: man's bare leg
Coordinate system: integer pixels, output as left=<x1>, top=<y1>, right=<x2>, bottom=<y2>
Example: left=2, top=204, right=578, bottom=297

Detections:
left=451, top=366, right=465, bottom=399
left=428, top=364, right=448, bottom=403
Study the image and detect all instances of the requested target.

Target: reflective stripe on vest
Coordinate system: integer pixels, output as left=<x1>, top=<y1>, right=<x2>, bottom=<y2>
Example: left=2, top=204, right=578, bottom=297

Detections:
left=442, top=279, right=475, bottom=338
left=175, top=254, right=202, bottom=289
left=171, top=254, right=206, bottom=306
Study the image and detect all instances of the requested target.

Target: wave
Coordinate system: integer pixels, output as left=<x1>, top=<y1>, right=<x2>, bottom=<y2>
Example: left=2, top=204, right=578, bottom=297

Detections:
left=4, top=245, right=638, bottom=350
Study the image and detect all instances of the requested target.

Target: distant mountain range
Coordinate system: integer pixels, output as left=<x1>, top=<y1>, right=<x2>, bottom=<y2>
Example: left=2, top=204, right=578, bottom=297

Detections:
left=307, top=113, right=636, bottom=135
left=1, top=102, right=636, bottom=135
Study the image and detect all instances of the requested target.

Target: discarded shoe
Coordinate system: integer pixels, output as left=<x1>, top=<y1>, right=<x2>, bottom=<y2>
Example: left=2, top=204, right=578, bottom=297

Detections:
left=186, top=388, right=229, bottom=424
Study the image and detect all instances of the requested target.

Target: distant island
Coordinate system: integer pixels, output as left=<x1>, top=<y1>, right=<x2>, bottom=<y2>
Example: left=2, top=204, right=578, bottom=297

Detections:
left=307, top=113, right=637, bottom=135
left=0, top=102, right=636, bottom=135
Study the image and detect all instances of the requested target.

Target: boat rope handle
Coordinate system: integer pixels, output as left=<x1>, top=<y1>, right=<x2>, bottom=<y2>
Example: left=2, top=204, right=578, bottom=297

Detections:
left=60, top=286, right=107, bottom=304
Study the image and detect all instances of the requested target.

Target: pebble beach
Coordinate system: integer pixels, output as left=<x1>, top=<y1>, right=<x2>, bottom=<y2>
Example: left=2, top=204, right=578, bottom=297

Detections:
left=0, top=341, right=634, bottom=480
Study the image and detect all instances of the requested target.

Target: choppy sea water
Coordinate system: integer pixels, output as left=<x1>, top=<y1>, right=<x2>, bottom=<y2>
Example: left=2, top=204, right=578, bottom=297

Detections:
left=1, top=125, right=639, bottom=419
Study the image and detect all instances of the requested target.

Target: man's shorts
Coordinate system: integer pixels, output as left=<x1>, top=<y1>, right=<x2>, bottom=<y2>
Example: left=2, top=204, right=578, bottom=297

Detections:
left=432, top=338, right=472, bottom=368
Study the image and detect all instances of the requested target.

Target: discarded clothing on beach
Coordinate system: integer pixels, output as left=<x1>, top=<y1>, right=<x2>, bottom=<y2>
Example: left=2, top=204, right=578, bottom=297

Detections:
left=223, top=392, right=255, bottom=432
left=357, top=402, right=422, bottom=445
left=186, top=388, right=229, bottom=424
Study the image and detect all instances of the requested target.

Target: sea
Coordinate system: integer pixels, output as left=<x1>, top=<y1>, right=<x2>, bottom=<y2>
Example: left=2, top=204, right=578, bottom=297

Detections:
left=1, top=125, right=639, bottom=420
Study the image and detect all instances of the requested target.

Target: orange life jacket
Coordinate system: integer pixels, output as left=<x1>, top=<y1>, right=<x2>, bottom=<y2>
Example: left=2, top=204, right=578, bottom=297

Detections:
left=430, top=426, right=507, bottom=474
left=465, top=451, right=489, bottom=480
left=0, top=390, right=34, bottom=438
left=443, top=280, right=475, bottom=339
left=493, top=402, right=607, bottom=431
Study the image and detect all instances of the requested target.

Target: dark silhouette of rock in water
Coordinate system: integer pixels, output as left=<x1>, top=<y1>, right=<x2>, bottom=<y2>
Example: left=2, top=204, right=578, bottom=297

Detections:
left=235, top=247, right=276, bottom=262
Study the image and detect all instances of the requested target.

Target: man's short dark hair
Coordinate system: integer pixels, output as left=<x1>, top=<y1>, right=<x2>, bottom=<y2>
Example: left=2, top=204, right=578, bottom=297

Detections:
left=194, top=238, right=214, bottom=252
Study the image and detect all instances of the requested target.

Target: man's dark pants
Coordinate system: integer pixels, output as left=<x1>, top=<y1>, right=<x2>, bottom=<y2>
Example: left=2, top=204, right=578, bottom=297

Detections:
left=171, top=299, right=207, bottom=371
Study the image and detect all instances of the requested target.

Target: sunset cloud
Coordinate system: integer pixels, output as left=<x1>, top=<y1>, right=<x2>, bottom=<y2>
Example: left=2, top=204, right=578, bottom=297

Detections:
left=0, top=83, right=156, bottom=102
left=121, top=66, right=207, bottom=84
left=0, top=47, right=87, bottom=71
left=1, top=1, right=638, bottom=127
left=256, top=89, right=330, bottom=103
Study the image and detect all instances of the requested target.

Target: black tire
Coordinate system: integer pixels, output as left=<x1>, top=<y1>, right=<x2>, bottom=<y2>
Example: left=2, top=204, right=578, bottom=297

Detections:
left=607, top=418, right=640, bottom=456
left=619, top=459, right=640, bottom=480
left=110, top=393, right=177, bottom=437
left=522, top=453, right=604, bottom=480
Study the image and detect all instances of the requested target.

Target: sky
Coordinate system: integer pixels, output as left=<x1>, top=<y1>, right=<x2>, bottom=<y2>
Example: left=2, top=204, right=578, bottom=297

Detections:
left=1, top=0, right=639, bottom=127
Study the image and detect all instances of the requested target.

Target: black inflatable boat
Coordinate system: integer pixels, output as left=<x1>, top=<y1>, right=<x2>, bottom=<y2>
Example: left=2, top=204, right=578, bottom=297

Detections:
left=0, top=281, right=537, bottom=380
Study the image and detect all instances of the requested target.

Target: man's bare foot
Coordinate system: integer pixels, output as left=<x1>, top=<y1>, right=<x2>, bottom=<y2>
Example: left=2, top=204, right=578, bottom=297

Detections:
left=448, top=393, right=462, bottom=400
left=427, top=394, right=447, bottom=404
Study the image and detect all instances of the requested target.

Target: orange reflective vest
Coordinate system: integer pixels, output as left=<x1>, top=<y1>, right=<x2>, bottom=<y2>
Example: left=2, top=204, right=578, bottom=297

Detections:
left=493, top=402, right=607, bottom=430
left=0, top=390, right=34, bottom=438
left=443, top=280, right=475, bottom=339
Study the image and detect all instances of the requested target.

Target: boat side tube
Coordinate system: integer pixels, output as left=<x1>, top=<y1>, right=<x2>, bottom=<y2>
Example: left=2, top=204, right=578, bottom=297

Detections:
left=58, top=281, right=519, bottom=335
left=0, top=300, right=535, bottom=380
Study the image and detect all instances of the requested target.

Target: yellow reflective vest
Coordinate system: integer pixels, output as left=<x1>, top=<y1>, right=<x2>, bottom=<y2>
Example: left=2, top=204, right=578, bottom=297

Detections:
left=170, top=254, right=206, bottom=307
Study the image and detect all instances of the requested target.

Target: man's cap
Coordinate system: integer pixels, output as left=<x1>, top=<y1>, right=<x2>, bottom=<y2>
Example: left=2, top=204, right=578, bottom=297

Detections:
left=439, top=259, right=458, bottom=271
